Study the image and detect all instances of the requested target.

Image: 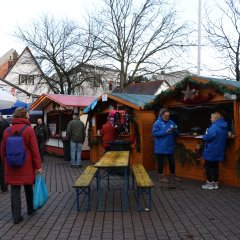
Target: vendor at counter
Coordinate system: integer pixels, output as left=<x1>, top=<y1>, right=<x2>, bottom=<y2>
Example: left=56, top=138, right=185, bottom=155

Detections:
left=201, top=110, right=228, bottom=190
left=100, top=115, right=118, bottom=152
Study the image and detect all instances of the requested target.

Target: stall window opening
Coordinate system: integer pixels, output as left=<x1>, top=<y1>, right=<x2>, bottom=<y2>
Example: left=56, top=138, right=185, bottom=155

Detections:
left=170, top=102, right=234, bottom=135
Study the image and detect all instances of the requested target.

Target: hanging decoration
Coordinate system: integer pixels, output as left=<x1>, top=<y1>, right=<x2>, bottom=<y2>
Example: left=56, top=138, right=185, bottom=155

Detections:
left=86, top=106, right=141, bottom=152
left=109, top=110, right=129, bottom=134
left=180, top=84, right=214, bottom=104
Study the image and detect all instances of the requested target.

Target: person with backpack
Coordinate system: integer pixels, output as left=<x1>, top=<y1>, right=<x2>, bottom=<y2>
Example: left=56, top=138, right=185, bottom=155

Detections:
left=34, top=118, right=49, bottom=162
left=1, top=107, right=42, bottom=224
left=0, top=112, right=10, bottom=193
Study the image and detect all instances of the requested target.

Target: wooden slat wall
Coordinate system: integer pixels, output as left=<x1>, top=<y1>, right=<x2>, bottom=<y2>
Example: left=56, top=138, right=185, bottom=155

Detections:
left=139, top=111, right=155, bottom=170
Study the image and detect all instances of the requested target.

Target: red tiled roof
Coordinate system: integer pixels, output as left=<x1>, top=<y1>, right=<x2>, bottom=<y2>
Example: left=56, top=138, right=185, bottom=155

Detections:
left=46, top=94, right=95, bottom=107
left=30, top=94, right=96, bottom=110
left=112, top=80, right=165, bottom=95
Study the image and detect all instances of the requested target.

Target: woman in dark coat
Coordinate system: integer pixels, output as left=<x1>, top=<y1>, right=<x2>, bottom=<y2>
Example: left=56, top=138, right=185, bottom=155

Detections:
left=1, top=107, right=42, bottom=224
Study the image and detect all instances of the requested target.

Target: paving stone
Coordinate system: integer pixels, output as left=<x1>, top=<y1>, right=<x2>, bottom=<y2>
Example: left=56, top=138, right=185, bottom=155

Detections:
left=1, top=156, right=240, bottom=239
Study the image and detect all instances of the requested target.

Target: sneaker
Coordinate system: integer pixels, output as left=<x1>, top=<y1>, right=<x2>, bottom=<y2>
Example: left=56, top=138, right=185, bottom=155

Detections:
left=159, top=177, right=169, bottom=184
left=212, top=182, right=219, bottom=189
left=202, top=181, right=214, bottom=190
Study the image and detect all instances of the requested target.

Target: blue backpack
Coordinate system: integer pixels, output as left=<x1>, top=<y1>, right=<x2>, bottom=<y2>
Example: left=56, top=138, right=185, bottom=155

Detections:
left=6, top=125, right=28, bottom=167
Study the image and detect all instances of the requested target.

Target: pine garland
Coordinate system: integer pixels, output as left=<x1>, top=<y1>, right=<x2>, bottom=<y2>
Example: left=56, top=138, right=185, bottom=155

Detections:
left=174, top=142, right=201, bottom=167
left=145, top=76, right=240, bottom=111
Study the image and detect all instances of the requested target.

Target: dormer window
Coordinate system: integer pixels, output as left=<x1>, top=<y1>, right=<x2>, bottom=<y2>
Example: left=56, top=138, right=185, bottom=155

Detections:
left=19, top=74, right=35, bottom=85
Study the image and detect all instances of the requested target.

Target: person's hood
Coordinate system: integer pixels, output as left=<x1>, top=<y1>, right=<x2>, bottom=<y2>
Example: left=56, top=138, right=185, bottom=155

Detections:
left=158, top=116, right=169, bottom=123
left=214, top=118, right=228, bottom=130
left=11, top=118, right=31, bottom=126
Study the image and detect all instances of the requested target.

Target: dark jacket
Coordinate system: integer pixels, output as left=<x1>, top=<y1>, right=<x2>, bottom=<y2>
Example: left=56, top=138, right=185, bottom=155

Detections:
left=100, top=121, right=118, bottom=149
left=67, top=119, right=85, bottom=143
left=0, top=117, right=10, bottom=142
left=34, top=124, right=49, bottom=141
left=1, top=118, right=42, bottom=185
left=152, top=116, right=178, bottom=154
left=203, top=118, right=228, bottom=161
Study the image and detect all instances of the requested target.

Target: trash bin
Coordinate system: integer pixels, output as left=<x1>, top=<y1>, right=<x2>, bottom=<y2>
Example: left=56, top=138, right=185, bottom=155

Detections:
left=62, top=138, right=70, bottom=161
left=109, top=140, right=131, bottom=151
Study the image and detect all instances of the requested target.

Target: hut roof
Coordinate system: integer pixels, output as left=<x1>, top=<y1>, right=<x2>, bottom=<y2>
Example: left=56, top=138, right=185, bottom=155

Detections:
left=30, top=94, right=96, bottom=111
left=84, top=93, right=155, bottom=113
left=112, top=80, right=166, bottom=95
left=145, top=75, right=240, bottom=110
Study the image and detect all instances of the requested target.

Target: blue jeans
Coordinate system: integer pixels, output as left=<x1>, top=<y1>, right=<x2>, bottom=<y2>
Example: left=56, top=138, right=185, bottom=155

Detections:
left=70, top=141, right=82, bottom=166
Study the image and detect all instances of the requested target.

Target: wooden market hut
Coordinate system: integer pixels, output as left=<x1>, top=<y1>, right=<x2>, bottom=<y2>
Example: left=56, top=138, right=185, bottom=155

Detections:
left=84, top=93, right=156, bottom=169
left=30, top=93, right=96, bottom=159
left=147, top=75, right=240, bottom=187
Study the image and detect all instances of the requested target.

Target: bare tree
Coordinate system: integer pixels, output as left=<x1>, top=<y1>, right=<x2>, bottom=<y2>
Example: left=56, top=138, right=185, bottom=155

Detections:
left=14, top=15, right=100, bottom=94
left=204, top=0, right=240, bottom=81
left=89, top=0, right=192, bottom=92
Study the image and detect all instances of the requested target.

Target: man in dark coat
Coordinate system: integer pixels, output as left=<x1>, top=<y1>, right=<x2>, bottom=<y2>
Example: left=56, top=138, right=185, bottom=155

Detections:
left=34, top=118, right=49, bottom=162
left=0, top=112, right=10, bottom=193
left=67, top=113, right=85, bottom=167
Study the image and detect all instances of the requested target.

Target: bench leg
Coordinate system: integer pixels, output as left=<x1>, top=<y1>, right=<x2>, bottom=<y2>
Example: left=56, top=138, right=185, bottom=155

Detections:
left=136, top=187, right=153, bottom=211
left=75, top=187, right=92, bottom=211
left=87, top=187, right=91, bottom=211
left=136, top=188, right=141, bottom=211
left=148, top=188, right=152, bottom=211
left=76, top=189, right=80, bottom=212
left=124, top=167, right=128, bottom=211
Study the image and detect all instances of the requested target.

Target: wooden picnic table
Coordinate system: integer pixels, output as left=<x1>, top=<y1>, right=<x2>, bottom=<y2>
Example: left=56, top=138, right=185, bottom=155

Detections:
left=94, top=151, right=130, bottom=211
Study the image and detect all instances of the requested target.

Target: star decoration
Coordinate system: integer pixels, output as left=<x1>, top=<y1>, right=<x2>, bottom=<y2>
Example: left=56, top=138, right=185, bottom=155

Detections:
left=181, top=85, right=193, bottom=101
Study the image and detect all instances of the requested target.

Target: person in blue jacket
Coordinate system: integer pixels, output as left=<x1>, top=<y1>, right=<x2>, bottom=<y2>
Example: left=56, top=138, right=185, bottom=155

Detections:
left=202, top=110, right=228, bottom=190
left=152, top=108, right=180, bottom=183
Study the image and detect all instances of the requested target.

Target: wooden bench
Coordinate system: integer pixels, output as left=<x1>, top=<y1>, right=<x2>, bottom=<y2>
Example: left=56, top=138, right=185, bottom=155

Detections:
left=73, top=165, right=97, bottom=211
left=132, top=164, right=154, bottom=211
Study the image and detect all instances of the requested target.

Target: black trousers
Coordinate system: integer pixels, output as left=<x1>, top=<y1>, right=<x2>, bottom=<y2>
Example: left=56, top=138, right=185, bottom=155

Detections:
left=155, top=154, right=175, bottom=175
left=37, top=140, right=45, bottom=162
left=0, top=159, right=7, bottom=192
left=205, top=160, right=220, bottom=182
left=11, top=185, right=33, bottom=221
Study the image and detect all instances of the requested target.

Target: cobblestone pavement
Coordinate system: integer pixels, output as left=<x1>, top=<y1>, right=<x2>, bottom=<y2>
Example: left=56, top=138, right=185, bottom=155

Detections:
left=0, top=155, right=240, bottom=240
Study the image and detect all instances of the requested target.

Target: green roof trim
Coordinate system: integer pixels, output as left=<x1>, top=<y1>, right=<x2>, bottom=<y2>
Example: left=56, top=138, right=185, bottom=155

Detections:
left=109, top=93, right=155, bottom=108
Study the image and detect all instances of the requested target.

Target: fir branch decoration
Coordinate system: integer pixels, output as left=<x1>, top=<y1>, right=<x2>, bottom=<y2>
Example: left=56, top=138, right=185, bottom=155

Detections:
left=174, top=142, right=200, bottom=167
left=128, top=110, right=141, bottom=152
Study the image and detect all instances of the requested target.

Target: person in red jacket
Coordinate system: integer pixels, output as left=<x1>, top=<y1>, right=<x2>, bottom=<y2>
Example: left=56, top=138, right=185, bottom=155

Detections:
left=100, top=116, right=118, bottom=152
left=1, top=107, right=42, bottom=224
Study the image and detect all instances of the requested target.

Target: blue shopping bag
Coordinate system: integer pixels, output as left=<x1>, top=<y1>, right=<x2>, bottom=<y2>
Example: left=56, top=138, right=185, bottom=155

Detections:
left=33, top=174, right=48, bottom=209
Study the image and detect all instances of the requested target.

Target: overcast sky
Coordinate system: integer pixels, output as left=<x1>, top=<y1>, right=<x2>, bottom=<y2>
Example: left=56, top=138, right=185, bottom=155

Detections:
left=0, top=0, right=224, bottom=78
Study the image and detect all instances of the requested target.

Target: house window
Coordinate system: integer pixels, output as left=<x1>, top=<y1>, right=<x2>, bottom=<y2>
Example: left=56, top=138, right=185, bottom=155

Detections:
left=94, top=74, right=101, bottom=87
left=19, top=75, right=35, bottom=85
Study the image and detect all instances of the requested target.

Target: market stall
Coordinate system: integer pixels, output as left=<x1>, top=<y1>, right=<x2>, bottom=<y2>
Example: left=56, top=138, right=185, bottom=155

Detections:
left=84, top=93, right=155, bottom=169
left=30, top=94, right=96, bottom=159
left=146, top=75, right=240, bottom=187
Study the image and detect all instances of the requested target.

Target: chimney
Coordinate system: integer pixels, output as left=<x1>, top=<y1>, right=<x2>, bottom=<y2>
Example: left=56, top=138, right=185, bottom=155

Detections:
left=12, top=51, right=18, bottom=64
